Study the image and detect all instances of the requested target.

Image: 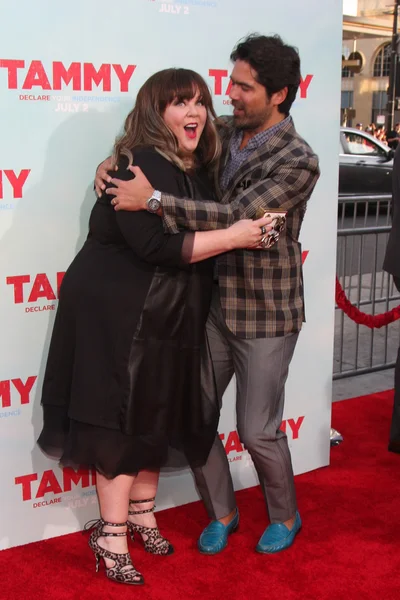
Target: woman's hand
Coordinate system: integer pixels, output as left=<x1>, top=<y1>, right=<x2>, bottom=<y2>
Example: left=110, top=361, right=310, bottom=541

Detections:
left=94, top=156, right=116, bottom=196
left=227, top=216, right=274, bottom=250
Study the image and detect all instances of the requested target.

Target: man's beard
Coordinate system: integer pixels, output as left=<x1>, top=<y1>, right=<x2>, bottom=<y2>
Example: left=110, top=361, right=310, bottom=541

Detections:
left=232, top=103, right=273, bottom=131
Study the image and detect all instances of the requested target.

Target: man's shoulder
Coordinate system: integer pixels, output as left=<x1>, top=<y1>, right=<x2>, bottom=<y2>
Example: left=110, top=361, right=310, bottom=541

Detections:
left=284, top=122, right=317, bottom=159
left=216, top=115, right=235, bottom=138
left=264, top=121, right=320, bottom=178
left=268, top=127, right=318, bottom=177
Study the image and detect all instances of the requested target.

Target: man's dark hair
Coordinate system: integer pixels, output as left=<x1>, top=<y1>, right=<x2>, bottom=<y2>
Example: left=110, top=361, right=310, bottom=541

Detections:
left=230, top=34, right=301, bottom=115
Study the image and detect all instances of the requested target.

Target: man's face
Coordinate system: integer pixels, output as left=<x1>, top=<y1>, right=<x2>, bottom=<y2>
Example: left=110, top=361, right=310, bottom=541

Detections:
left=229, top=60, right=276, bottom=131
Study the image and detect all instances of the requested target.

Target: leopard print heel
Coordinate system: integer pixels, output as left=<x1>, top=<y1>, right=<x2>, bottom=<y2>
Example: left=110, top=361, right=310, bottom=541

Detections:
left=127, top=497, right=174, bottom=556
left=86, top=519, right=144, bottom=585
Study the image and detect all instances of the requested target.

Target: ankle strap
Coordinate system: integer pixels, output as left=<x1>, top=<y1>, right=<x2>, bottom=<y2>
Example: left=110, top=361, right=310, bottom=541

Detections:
left=129, top=507, right=155, bottom=515
left=129, top=498, right=156, bottom=515
left=84, top=518, right=128, bottom=537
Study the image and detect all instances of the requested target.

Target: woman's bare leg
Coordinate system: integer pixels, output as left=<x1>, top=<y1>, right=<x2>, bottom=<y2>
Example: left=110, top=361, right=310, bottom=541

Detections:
left=128, top=469, right=160, bottom=527
left=96, top=472, right=136, bottom=558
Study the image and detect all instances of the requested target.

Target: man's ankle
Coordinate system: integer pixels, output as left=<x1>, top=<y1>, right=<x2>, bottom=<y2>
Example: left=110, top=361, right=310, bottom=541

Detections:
left=282, top=514, right=296, bottom=530
left=218, top=508, right=237, bottom=526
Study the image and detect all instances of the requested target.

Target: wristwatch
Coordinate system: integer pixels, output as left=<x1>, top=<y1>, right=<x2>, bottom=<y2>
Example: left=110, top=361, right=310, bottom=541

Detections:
left=146, top=190, right=162, bottom=213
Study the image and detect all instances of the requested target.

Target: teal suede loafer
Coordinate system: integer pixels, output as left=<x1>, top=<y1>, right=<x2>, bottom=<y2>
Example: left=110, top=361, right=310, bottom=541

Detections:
left=256, top=511, right=302, bottom=554
left=197, top=509, right=239, bottom=555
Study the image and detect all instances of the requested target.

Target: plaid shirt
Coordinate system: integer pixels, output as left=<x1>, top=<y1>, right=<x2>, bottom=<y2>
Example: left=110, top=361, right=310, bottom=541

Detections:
left=161, top=116, right=320, bottom=339
left=220, top=116, right=291, bottom=191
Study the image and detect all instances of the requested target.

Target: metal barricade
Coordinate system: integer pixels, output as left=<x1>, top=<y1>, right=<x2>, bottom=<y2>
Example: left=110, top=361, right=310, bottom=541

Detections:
left=334, top=195, right=400, bottom=379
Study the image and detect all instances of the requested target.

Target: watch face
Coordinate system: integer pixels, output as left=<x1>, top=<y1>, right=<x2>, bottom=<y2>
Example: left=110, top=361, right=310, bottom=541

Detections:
left=148, top=197, right=161, bottom=212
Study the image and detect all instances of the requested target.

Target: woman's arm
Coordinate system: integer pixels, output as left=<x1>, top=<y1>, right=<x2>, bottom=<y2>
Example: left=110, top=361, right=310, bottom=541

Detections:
left=186, top=219, right=272, bottom=263
left=108, top=150, right=270, bottom=266
left=109, top=151, right=189, bottom=268
left=116, top=202, right=270, bottom=266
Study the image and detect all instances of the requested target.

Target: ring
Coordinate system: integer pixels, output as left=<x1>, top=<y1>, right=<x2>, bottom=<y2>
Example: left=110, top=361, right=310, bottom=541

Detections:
left=260, top=226, right=266, bottom=235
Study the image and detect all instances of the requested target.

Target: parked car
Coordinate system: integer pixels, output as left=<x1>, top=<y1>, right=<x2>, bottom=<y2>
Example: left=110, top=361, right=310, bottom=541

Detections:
left=339, top=127, right=394, bottom=197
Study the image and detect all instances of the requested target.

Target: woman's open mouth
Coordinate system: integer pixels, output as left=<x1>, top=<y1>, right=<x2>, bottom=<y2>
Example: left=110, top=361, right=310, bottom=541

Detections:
left=184, top=123, right=198, bottom=139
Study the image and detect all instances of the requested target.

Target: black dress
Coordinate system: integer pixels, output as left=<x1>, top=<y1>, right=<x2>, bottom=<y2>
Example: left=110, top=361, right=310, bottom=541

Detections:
left=38, top=147, right=219, bottom=478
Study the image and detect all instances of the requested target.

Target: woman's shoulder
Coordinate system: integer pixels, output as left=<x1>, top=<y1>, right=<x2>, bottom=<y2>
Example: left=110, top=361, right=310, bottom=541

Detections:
left=133, top=146, right=181, bottom=172
left=116, top=146, right=187, bottom=196
left=111, top=147, right=179, bottom=182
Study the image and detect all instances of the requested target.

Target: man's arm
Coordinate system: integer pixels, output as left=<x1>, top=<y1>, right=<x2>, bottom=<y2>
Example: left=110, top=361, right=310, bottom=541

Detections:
left=160, top=156, right=320, bottom=234
left=106, top=154, right=320, bottom=233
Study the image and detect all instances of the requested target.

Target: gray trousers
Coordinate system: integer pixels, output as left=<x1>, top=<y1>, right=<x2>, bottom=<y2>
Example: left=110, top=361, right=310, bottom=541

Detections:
left=193, top=285, right=299, bottom=524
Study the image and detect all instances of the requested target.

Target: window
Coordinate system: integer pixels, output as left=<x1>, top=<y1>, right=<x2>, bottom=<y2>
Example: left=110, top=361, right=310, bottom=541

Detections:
left=344, top=133, right=386, bottom=157
left=342, top=56, right=354, bottom=78
left=371, top=90, right=388, bottom=124
left=373, top=44, right=391, bottom=78
left=341, top=91, right=354, bottom=126
left=341, top=91, right=354, bottom=109
left=342, top=66, right=355, bottom=78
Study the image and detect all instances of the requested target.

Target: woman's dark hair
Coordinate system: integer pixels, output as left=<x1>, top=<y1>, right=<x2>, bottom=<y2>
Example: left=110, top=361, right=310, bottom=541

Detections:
left=230, top=34, right=301, bottom=115
left=114, top=68, right=221, bottom=172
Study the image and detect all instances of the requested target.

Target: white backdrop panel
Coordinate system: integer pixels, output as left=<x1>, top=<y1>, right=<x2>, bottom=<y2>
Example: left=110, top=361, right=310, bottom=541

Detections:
left=0, top=0, right=342, bottom=548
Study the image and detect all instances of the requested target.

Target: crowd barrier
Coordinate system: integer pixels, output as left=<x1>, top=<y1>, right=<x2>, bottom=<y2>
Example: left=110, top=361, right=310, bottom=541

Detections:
left=335, top=194, right=400, bottom=379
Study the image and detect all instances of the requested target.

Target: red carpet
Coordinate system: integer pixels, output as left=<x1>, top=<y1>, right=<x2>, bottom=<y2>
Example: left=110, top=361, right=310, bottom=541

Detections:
left=1, top=390, right=400, bottom=600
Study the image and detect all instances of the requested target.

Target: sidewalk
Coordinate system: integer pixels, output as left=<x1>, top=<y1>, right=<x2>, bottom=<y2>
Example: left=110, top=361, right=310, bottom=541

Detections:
left=333, top=367, right=395, bottom=402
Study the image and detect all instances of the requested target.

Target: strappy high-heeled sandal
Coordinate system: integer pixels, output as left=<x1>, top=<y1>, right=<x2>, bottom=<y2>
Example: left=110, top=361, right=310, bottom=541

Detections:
left=86, top=519, right=144, bottom=585
left=127, top=497, right=174, bottom=556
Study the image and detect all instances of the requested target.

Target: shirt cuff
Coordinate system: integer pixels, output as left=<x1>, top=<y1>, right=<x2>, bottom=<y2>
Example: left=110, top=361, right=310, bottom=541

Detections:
left=181, top=232, right=195, bottom=264
left=161, top=193, right=180, bottom=234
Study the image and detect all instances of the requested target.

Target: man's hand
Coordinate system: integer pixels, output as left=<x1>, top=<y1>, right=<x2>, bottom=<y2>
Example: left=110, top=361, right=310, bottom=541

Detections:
left=107, top=166, right=155, bottom=212
left=94, top=156, right=116, bottom=196
left=227, top=216, right=273, bottom=250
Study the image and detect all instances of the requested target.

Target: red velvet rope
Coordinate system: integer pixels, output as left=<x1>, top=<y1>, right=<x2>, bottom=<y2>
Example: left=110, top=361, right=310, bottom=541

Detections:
left=335, top=277, right=400, bottom=328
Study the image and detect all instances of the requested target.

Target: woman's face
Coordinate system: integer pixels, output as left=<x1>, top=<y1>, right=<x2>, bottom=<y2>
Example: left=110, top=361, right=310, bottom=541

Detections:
left=163, top=89, right=207, bottom=154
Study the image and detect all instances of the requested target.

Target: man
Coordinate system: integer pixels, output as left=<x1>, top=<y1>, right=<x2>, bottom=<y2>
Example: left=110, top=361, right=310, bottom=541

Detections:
left=356, top=123, right=363, bottom=131
left=383, top=145, right=400, bottom=454
left=386, top=123, right=400, bottom=150
left=96, top=34, right=320, bottom=554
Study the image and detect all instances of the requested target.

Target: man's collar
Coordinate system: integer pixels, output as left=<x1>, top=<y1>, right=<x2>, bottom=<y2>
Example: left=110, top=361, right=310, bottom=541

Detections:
left=232, top=115, right=292, bottom=150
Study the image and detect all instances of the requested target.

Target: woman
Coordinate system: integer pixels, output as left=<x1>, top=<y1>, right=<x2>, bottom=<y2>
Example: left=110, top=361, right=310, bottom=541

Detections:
left=38, top=68, right=269, bottom=586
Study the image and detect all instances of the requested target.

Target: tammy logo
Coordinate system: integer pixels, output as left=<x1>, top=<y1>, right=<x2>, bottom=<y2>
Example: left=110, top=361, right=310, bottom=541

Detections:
left=208, top=70, right=314, bottom=104
left=280, top=417, right=305, bottom=438
left=6, top=272, right=65, bottom=313
left=0, top=60, right=136, bottom=111
left=0, top=376, right=37, bottom=418
left=0, top=60, right=136, bottom=92
left=0, top=169, right=30, bottom=211
left=220, top=417, right=305, bottom=463
left=15, top=466, right=97, bottom=509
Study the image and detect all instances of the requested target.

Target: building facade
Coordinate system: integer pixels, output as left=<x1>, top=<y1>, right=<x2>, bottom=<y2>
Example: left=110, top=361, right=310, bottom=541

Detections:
left=342, top=0, right=398, bottom=128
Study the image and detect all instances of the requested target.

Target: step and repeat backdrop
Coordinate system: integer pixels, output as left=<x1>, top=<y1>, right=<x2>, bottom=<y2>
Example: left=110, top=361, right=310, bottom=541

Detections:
left=0, top=0, right=342, bottom=548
